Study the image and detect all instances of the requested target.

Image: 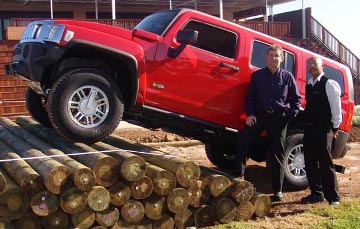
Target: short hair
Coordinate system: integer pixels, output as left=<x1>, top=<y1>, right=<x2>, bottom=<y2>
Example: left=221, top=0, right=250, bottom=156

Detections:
left=267, top=44, right=284, bottom=56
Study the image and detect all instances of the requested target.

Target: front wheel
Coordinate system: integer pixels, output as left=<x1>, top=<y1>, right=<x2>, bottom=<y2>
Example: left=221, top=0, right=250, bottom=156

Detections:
left=26, top=88, right=51, bottom=127
left=47, top=68, right=124, bottom=144
left=283, top=132, right=308, bottom=189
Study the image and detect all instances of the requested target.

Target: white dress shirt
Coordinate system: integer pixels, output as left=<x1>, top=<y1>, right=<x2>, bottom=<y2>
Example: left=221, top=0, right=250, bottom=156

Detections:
left=308, top=73, right=342, bottom=128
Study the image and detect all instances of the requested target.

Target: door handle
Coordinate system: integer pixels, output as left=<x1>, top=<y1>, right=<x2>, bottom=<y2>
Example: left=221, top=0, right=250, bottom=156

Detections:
left=219, top=62, right=239, bottom=72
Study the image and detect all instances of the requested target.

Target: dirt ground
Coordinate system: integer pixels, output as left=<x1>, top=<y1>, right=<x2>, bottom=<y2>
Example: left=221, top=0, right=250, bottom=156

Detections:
left=114, top=125, right=360, bottom=223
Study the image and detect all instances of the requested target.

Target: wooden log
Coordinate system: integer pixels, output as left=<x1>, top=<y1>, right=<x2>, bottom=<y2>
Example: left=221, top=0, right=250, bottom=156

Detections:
left=174, top=208, right=194, bottom=229
left=152, top=214, right=174, bottom=229
left=91, top=226, right=107, bottom=229
left=109, top=182, right=131, bottom=207
left=87, top=186, right=110, bottom=212
left=230, top=178, right=255, bottom=204
left=95, top=205, right=119, bottom=227
left=113, top=218, right=152, bottom=229
left=0, top=118, right=96, bottom=191
left=193, top=205, right=216, bottom=228
left=30, top=190, right=59, bottom=217
left=60, top=187, right=87, bottom=214
left=0, top=140, right=43, bottom=195
left=72, top=207, right=95, bottom=229
left=41, top=209, right=69, bottom=229
left=93, top=142, right=147, bottom=181
left=0, top=170, right=7, bottom=195
left=200, top=172, right=232, bottom=198
left=236, top=200, right=255, bottom=221
left=0, top=123, right=71, bottom=194
left=126, top=175, right=153, bottom=200
left=103, top=135, right=201, bottom=187
left=166, top=188, right=190, bottom=214
left=0, top=170, right=29, bottom=220
left=250, top=192, right=271, bottom=217
left=14, top=211, right=41, bottom=229
left=214, top=197, right=237, bottom=223
left=0, top=218, right=14, bottom=229
left=120, top=199, right=145, bottom=224
left=16, top=116, right=119, bottom=187
left=143, top=194, right=166, bottom=220
left=146, top=163, right=176, bottom=196
left=187, top=180, right=210, bottom=208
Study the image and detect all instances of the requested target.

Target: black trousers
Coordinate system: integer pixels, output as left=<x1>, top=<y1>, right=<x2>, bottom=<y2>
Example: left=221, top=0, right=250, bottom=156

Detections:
left=303, top=126, right=340, bottom=202
left=235, top=113, right=288, bottom=193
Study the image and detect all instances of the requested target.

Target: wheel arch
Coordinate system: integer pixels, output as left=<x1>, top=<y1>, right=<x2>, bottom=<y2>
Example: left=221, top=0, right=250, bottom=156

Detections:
left=47, top=42, right=140, bottom=111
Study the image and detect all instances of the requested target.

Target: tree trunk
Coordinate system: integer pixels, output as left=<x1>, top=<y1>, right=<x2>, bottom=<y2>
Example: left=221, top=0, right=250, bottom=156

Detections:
left=95, top=205, right=119, bottom=227
left=166, top=188, right=190, bottom=214
left=214, top=197, right=237, bottom=223
left=0, top=140, right=43, bottom=195
left=146, top=163, right=176, bottom=196
left=193, top=205, right=216, bottom=228
left=71, top=207, right=95, bottom=229
left=143, top=194, right=166, bottom=220
left=13, top=211, right=41, bottom=229
left=230, top=178, right=255, bottom=204
left=16, top=117, right=119, bottom=188
left=41, top=209, right=68, bottom=229
left=30, top=190, right=59, bottom=217
left=236, top=200, right=255, bottom=221
left=0, top=117, right=96, bottom=191
left=174, top=208, right=193, bottom=229
left=86, top=186, right=110, bottom=212
left=0, top=124, right=71, bottom=194
left=104, top=135, right=201, bottom=188
left=120, top=199, right=145, bottom=223
left=108, top=182, right=130, bottom=207
left=152, top=214, right=174, bottom=229
left=0, top=170, right=29, bottom=220
left=250, top=192, right=271, bottom=217
left=60, top=187, right=87, bottom=214
left=93, top=142, right=147, bottom=182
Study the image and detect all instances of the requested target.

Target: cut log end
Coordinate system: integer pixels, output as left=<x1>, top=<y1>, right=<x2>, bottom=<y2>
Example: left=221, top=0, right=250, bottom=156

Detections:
left=0, top=187, right=30, bottom=220
left=215, top=197, right=237, bottom=223
left=72, top=207, right=95, bottom=229
left=87, top=186, right=110, bottom=212
left=73, top=168, right=96, bottom=191
left=109, top=182, right=131, bottom=207
left=130, top=176, right=154, bottom=200
left=144, top=194, right=166, bottom=220
left=193, top=205, right=216, bottom=228
left=176, top=161, right=201, bottom=188
left=174, top=208, right=194, bottom=229
left=30, top=190, right=59, bottom=217
left=251, top=193, right=271, bottom=217
left=167, top=188, right=190, bottom=214
left=152, top=170, right=176, bottom=196
left=93, top=157, right=119, bottom=187
left=95, top=206, right=119, bottom=227
left=120, top=199, right=145, bottom=224
left=45, top=166, right=71, bottom=195
left=41, top=210, right=69, bottom=229
left=121, top=156, right=147, bottom=181
left=60, top=187, right=87, bottom=214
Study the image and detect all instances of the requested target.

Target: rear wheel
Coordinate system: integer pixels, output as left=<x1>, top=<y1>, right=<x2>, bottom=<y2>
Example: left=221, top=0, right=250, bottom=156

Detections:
left=47, top=68, right=124, bottom=144
left=25, top=88, right=51, bottom=127
left=205, top=141, right=235, bottom=169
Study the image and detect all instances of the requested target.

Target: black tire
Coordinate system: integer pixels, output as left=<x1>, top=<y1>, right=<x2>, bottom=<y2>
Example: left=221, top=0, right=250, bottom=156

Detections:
left=205, top=141, right=235, bottom=169
left=47, top=68, right=124, bottom=144
left=283, top=132, right=308, bottom=190
left=25, top=88, right=52, bottom=127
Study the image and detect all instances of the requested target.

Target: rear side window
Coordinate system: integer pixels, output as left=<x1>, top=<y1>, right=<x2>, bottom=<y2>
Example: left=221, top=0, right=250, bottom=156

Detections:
left=251, top=41, right=296, bottom=76
left=183, top=21, right=237, bottom=59
left=306, top=65, right=345, bottom=95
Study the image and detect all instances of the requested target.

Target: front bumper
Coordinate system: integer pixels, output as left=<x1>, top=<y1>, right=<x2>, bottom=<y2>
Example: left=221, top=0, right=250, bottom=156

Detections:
left=5, top=42, right=65, bottom=82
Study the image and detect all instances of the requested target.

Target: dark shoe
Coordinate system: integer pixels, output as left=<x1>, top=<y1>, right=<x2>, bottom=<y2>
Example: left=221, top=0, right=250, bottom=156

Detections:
left=329, top=200, right=340, bottom=207
left=301, top=194, right=325, bottom=204
left=272, top=192, right=283, bottom=202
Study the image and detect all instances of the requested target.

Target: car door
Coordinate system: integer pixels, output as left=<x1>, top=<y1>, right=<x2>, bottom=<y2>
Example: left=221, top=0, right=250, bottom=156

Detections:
left=144, top=19, right=245, bottom=128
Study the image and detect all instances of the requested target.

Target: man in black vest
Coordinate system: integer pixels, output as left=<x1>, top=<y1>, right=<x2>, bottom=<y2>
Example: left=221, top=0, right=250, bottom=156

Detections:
left=301, top=56, right=342, bottom=206
left=234, top=45, right=301, bottom=202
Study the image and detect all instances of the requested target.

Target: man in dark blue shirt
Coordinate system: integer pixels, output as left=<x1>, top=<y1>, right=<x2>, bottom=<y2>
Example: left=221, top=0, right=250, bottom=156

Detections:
left=235, top=44, right=301, bottom=202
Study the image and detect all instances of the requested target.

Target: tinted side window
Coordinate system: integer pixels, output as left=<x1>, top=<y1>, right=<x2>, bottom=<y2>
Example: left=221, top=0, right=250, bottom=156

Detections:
left=251, top=41, right=296, bottom=76
left=306, top=65, right=345, bottom=95
left=183, top=21, right=237, bottom=59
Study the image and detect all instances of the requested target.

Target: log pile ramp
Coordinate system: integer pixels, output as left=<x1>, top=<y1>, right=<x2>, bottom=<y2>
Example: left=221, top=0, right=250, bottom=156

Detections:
left=0, top=116, right=271, bottom=229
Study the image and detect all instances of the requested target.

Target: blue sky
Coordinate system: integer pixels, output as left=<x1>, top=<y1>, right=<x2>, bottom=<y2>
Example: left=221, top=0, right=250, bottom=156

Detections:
left=274, top=0, right=360, bottom=58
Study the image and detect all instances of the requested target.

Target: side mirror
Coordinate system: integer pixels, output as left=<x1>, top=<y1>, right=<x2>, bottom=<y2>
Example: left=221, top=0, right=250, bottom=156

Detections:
left=168, top=29, right=198, bottom=58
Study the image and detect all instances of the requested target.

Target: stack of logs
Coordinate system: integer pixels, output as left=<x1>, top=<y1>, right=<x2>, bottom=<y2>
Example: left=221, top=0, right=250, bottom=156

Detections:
left=0, top=116, right=271, bottom=229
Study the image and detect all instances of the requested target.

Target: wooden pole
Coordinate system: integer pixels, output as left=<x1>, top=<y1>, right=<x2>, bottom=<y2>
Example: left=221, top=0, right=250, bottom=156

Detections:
left=60, top=187, right=87, bottom=214
left=0, top=218, right=14, bottom=229
left=93, top=142, right=147, bottom=182
left=16, top=117, right=119, bottom=188
left=13, top=211, right=41, bottom=229
left=120, top=199, right=145, bottom=223
left=214, top=197, right=237, bottom=223
left=0, top=169, right=7, bottom=195
left=104, top=136, right=201, bottom=188
left=72, top=207, right=95, bottom=229
left=108, top=182, right=130, bottom=207
left=87, top=186, right=110, bottom=212
left=95, top=206, right=119, bottom=227
left=0, top=124, right=71, bottom=194
left=236, top=200, right=255, bottom=221
left=30, top=190, right=59, bottom=217
left=0, top=118, right=96, bottom=191
left=193, top=205, right=216, bottom=228
left=187, top=180, right=209, bottom=208
left=200, top=172, right=232, bottom=198
left=230, top=178, right=255, bottom=204
left=113, top=217, right=152, bottom=229
left=127, top=175, right=153, bottom=200
left=166, top=188, right=190, bottom=214
left=0, top=140, right=43, bottom=195
left=0, top=170, right=29, bottom=220
left=146, top=163, right=176, bottom=196
left=143, top=194, right=166, bottom=220
left=41, top=209, right=69, bottom=229
left=174, top=208, right=194, bottom=229
left=152, top=214, right=174, bottom=229
left=250, top=192, right=271, bottom=217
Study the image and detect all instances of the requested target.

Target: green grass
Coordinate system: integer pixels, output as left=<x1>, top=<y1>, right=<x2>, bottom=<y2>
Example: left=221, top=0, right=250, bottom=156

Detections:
left=212, top=198, right=360, bottom=229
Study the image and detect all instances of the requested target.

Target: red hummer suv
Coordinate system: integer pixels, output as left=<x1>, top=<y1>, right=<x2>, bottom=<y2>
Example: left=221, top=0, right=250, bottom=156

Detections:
left=5, top=8, right=355, bottom=189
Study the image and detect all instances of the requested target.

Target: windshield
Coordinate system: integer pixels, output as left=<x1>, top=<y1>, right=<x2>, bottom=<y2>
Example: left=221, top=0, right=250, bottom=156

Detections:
left=134, top=9, right=182, bottom=35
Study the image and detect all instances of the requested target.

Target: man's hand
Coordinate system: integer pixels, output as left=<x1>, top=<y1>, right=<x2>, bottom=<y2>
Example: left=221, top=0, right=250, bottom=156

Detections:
left=246, top=115, right=257, bottom=126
